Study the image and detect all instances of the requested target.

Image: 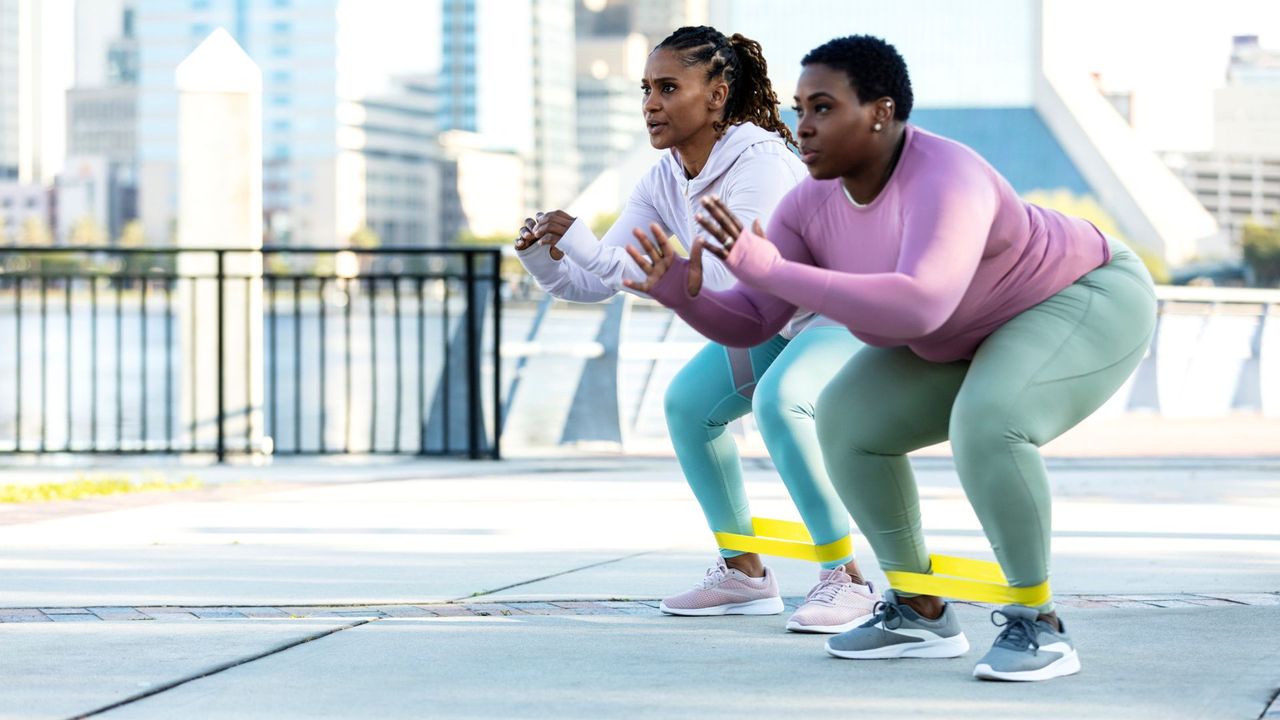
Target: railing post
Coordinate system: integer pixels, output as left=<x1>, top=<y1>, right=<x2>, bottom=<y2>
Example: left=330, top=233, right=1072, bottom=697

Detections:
left=464, top=251, right=479, bottom=460
left=491, top=249, right=502, bottom=460
left=216, top=249, right=226, bottom=463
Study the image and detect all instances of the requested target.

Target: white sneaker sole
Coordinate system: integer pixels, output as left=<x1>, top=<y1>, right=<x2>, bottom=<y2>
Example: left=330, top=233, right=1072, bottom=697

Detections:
left=786, top=612, right=877, bottom=634
left=825, top=632, right=970, bottom=659
left=973, top=649, right=1082, bottom=681
left=660, top=596, right=784, bottom=616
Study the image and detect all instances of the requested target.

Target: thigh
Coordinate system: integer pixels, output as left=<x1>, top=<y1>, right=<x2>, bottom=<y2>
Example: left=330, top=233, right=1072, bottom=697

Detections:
left=754, top=326, right=863, bottom=408
left=817, top=345, right=967, bottom=456
left=955, top=246, right=1158, bottom=443
left=667, top=340, right=764, bottom=426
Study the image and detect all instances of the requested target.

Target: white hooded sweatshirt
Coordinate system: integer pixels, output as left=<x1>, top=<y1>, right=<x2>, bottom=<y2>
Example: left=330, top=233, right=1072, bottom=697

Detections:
left=517, top=122, right=818, bottom=335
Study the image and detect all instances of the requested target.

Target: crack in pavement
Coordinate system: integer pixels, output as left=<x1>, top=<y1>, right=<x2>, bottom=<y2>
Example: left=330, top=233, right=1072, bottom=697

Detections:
left=450, top=548, right=664, bottom=603
left=69, top=618, right=376, bottom=719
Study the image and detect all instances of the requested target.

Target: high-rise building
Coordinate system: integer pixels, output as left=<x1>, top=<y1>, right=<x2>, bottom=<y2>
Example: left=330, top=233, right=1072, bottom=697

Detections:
left=1166, top=36, right=1280, bottom=248
left=575, top=33, right=646, bottom=192
left=353, top=74, right=442, bottom=247
left=65, top=0, right=138, bottom=242
left=439, top=0, right=578, bottom=216
left=1, top=0, right=42, bottom=182
left=136, top=0, right=443, bottom=246
left=75, top=0, right=131, bottom=86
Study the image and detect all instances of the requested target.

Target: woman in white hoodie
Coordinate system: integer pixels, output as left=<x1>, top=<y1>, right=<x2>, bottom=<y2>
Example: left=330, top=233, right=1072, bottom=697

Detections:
left=515, top=26, right=877, bottom=632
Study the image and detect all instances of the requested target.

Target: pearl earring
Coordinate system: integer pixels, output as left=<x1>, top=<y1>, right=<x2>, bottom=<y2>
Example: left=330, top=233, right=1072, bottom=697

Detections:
left=874, top=122, right=883, bottom=131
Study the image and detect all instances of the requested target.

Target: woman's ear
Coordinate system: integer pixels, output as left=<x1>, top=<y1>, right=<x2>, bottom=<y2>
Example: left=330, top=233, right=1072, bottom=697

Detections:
left=874, top=97, right=895, bottom=126
left=707, top=80, right=729, bottom=113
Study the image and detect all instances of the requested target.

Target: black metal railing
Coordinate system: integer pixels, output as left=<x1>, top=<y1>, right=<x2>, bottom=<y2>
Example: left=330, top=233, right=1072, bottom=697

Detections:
left=0, top=246, right=502, bottom=460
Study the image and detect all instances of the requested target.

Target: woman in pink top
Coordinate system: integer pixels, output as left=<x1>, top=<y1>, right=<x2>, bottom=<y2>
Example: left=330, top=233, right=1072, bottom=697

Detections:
left=626, top=35, right=1157, bottom=682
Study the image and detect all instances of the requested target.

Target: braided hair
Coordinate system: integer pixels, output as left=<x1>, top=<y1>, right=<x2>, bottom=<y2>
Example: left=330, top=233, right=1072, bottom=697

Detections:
left=655, top=26, right=797, bottom=149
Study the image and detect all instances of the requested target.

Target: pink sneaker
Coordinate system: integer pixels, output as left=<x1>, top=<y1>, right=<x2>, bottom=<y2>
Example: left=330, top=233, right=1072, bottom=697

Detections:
left=659, top=557, right=784, bottom=616
left=786, top=566, right=880, bottom=633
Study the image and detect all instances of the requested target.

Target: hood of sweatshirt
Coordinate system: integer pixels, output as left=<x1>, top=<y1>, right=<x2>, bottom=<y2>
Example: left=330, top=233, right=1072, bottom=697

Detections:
left=664, top=122, right=794, bottom=196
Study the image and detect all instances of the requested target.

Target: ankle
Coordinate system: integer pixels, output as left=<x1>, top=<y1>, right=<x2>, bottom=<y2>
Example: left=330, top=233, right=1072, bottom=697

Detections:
left=899, top=594, right=945, bottom=620
left=841, top=561, right=866, bottom=586
left=1037, top=611, right=1060, bottom=631
left=724, top=554, right=765, bottom=578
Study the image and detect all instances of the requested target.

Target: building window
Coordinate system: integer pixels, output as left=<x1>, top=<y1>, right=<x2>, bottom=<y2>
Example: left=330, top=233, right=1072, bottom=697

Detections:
left=192, top=0, right=210, bottom=9
left=272, top=21, right=290, bottom=34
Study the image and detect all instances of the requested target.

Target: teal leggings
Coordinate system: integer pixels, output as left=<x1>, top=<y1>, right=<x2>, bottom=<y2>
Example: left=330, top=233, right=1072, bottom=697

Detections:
left=665, top=325, right=863, bottom=569
left=815, top=240, right=1157, bottom=611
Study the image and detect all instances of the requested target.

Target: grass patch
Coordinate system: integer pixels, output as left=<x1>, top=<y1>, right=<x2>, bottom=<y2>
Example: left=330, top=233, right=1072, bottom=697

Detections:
left=0, top=473, right=203, bottom=503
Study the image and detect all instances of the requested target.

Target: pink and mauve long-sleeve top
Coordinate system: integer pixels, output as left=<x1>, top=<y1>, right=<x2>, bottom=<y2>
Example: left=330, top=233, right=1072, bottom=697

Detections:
left=648, top=125, right=1112, bottom=363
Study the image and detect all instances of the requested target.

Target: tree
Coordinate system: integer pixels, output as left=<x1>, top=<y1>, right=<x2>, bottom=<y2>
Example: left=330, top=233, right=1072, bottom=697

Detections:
left=590, top=211, right=620, bottom=236
left=68, top=217, right=107, bottom=246
left=19, top=217, right=52, bottom=246
left=117, top=220, right=146, bottom=247
left=1242, top=215, right=1280, bottom=288
left=349, top=225, right=381, bottom=249
left=1022, top=189, right=1169, bottom=284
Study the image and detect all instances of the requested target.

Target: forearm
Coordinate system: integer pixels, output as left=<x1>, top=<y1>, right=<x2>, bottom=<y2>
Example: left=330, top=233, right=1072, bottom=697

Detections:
left=646, top=261, right=791, bottom=347
left=517, top=244, right=617, bottom=303
left=741, top=260, right=953, bottom=338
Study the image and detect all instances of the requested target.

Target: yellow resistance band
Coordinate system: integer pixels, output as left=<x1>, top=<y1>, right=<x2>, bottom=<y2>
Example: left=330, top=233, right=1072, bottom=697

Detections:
left=713, top=517, right=853, bottom=564
left=885, top=555, right=1052, bottom=607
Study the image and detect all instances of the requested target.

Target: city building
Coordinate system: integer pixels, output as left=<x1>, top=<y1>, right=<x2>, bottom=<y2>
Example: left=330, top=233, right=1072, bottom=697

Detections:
left=1165, top=36, right=1280, bottom=248
left=0, top=181, right=50, bottom=242
left=1, top=0, right=48, bottom=183
left=438, top=130, right=525, bottom=242
left=64, top=0, right=138, bottom=242
left=575, top=33, right=647, bottom=192
left=136, top=0, right=443, bottom=246
left=440, top=0, right=578, bottom=215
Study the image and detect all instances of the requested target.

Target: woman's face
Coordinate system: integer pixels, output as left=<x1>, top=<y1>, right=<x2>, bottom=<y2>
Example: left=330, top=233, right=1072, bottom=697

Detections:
left=792, top=62, right=885, bottom=180
left=640, top=47, right=728, bottom=150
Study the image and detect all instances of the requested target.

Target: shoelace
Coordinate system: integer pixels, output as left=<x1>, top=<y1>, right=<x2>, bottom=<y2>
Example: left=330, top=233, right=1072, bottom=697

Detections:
left=991, top=609, right=1042, bottom=653
left=870, top=599, right=907, bottom=630
left=696, top=563, right=730, bottom=590
left=805, top=574, right=856, bottom=604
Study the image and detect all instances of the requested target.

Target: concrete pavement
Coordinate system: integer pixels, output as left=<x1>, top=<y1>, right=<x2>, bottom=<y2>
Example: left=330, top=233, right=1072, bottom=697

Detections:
left=0, top=456, right=1278, bottom=719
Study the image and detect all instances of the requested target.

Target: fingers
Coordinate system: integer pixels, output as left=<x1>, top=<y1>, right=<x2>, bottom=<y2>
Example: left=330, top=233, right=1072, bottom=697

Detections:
left=532, top=211, right=573, bottom=239
left=696, top=235, right=728, bottom=260
left=649, top=223, right=675, bottom=260
left=694, top=212, right=732, bottom=246
left=631, top=227, right=663, bottom=266
left=515, top=218, right=536, bottom=249
left=625, top=243, right=653, bottom=277
left=701, top=196, right=742, bottom=238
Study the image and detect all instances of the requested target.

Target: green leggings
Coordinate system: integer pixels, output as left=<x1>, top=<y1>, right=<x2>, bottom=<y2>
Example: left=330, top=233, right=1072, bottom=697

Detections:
left=666, top=325, right=863, bottom=569
left=815, top=239, right=1156, bottom=612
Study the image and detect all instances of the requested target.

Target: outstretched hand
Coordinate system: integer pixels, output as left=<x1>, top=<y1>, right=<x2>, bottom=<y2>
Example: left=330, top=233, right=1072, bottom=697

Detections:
left=693, top=195, right=767, bottom=260
left=623, top=223, right=703, bottom=297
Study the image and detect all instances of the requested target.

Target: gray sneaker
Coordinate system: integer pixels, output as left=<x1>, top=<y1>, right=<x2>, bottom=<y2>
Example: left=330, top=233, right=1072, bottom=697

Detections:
left=824, top=590, right=970, bottom=659
left=973, top=605, right=1082, bottom=682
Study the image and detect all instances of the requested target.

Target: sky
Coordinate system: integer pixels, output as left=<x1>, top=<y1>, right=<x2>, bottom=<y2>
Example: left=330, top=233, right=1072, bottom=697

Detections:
left=31, top=0, right=1280, bottom=182
left=1053, top=0, right=1280, bottom=151
left=715, top=0, right=1280, bottom=154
